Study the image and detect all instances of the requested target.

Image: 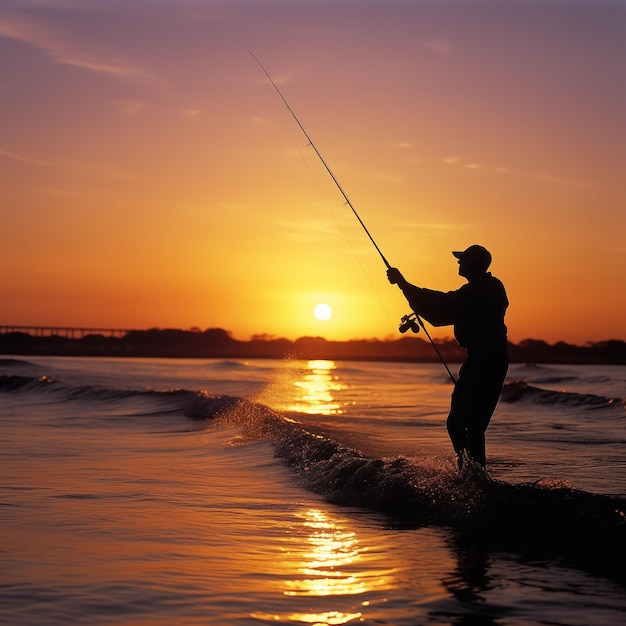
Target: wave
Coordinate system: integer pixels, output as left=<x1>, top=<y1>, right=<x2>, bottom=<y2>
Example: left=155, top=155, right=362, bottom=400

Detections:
left=0, top=374, right=54, bottom=392
left=2, top=372, right=625, bottom=582
left=0, top=357, right=38, bottom=368
left=271, top=424, right=626, bottom=583
left=515, top=362, right=592, bottom=386
left=206, top=359, right=251, bottom=370
left=0, top=374, right=246, bottom=422
left=174, top=387, right=626, bottom=583
left=501, top=380, right=624, bottom=409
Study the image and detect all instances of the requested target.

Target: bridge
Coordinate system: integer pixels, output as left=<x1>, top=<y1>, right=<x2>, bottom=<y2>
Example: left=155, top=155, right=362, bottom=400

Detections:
left=0, top=326, right=131, bottom=339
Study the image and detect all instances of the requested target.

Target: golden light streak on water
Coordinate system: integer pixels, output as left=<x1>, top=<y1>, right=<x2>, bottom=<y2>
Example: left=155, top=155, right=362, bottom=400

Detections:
left=290, top=360, right=347, bottom=415
left=253, top=359, right=348, bottom=416
left=251, top=508, right=395, bottom=624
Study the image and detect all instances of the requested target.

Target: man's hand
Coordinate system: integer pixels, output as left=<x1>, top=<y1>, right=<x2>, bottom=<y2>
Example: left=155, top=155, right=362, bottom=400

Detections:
left=387, top=267, right=406, bottom=286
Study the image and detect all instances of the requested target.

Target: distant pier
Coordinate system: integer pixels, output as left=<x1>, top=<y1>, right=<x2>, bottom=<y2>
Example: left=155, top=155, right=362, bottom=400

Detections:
left=0, top=326, right=130, bottom=339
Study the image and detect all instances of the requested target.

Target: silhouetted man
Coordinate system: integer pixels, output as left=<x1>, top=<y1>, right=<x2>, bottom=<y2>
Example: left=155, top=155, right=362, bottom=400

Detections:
left=387, top=245, right=508, bottom=469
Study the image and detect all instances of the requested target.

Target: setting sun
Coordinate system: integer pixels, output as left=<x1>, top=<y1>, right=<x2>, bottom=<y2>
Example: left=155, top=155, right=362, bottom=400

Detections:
left=314, top=303, right=332, bottom=321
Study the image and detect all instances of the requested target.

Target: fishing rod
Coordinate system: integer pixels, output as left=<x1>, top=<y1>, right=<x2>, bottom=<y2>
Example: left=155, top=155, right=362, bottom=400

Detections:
left=246, top=48, right=457, bottom=385
left=246, top=47, right=390, bottom=269
left=399, top=312, right=457, bottom=384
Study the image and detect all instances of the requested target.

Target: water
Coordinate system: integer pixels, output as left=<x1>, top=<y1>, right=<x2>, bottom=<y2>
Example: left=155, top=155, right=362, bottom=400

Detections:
left=1, top=356, right=625, bottom=625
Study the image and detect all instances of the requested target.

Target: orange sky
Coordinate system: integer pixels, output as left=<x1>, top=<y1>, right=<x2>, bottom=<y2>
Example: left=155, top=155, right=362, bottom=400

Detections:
left=1, top=0, right=625, bottom=344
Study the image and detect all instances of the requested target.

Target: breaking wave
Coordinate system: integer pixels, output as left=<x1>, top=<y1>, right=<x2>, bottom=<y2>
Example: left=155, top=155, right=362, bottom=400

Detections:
left=270, top=421, right=626, bottom=582
left=2, top=370, right=625, bottom=583
left=181, top=381, right=626, bottom=582
left=501, top=380, right=624, bottom=409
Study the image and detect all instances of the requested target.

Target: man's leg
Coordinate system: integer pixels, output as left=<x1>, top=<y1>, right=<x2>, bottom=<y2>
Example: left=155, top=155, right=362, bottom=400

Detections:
left=446, top=366, right=472, bottom=467
left=465, top=429, right=487, bottom=467
left=463, top=352, right=509, bottom=467
left=446, top=351, right=508, bottom=468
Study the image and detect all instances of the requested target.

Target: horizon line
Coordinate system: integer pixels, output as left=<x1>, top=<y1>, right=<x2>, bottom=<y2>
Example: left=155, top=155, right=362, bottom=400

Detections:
left=1, top=324, right=624, bottom=347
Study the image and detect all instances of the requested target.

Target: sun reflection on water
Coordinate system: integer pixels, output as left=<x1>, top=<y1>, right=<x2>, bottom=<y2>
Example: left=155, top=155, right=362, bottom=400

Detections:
left=284, top=508, right=365, bottom=597
left=253, top=359, right=349, bottom=417
left=289, top=360, right=346, bottom=416
left=252, top=508, right=395, bottom=625
left=283, top=610, right=363, bottom=625
left=252, top=507, right=396, bottom=623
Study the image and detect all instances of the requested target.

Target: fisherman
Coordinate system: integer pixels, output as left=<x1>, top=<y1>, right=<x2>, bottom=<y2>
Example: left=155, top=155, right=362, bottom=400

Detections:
left=387, top=245, right=509, bottom=469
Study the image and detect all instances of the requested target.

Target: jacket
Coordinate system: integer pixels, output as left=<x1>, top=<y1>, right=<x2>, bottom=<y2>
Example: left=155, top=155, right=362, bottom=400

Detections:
left=401, top=273, right=508, bottom=351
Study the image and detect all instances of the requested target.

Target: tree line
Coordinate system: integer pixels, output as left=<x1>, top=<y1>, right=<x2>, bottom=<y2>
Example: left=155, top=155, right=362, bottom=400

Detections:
left=1, top=328, right=625, bottom=364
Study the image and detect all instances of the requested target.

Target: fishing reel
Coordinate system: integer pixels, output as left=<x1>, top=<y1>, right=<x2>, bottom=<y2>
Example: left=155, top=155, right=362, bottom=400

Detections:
left=399, top=313, right=420, bottom=334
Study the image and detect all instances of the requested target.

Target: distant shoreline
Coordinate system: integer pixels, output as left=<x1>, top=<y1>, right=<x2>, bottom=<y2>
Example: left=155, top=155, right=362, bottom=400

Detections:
left=1, top=328, right=625, bottom=365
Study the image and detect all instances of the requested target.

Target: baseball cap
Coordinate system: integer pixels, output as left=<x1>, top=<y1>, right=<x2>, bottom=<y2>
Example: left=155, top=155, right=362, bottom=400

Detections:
left=452, top=244, right=492, bottom=270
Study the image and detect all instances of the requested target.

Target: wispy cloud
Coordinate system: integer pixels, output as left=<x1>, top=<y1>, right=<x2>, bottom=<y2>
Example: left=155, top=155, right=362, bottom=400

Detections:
left=0, top=12, right=155, bottom=83
left=218, top=201, right=250, bottom=213
left=1, top=146, right=135, bottom=180
left=113, top=99, right=145, bottom=115
left=442, top=154, right=596, bottom=188
left=371, top=172, right=404, bottom=184
left=443, top=156, right=497, bottom=174
left=276, top=215, right=339, bottom=243
left=536, top=174, right=595, bottom=190
left=397, top=220, right=456, bottom=232
left=40, top=186, right=86, bottom=197
left=79, top=163, right=137, bottom=181
left=423, top=37, right=454, bottom=55
left=0, top=147, right=58, bottom=167
left=250, top=116, right=272, bottom=125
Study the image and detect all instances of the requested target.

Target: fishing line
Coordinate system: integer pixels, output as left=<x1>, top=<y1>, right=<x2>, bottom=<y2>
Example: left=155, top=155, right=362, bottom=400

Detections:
left=246, top=47, right=457, bottom=384
left=254, top=59, right=397, bottom=332
left=246, top=47, right=390, bottom=267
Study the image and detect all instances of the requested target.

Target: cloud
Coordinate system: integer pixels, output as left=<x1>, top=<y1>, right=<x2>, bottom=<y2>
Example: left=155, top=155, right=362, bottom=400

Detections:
left=423, top=38, right=454, bottom=55
left=0, top=146, right=135, bottom=180
left=443, top=156, right=504, bottom=173
left=79, top=163, right=137, bottom=181
left=536, top=174, right=595, bottom=190
left=444, top=153, right=595, bottom=187
left=442, top=154, right=594, bottom=188
left=0, top=147, right=58, bottom=167
left=398, top=221, right=455, bottom=232
left=276, top=215, right=339, bottom=243
left=0, top=12, right=155, bottom=83
left=218, top=201, right=250, bottom=212
left=113, top=99, right=144, bottom=115
left=371, top=172, right=404, bottom=184
left=40, top=186, right=85, bottom=196
left=183, top=109, right=201, bottom=119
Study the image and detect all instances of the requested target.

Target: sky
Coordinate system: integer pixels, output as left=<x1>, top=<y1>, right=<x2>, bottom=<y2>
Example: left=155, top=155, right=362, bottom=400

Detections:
left=1, top=0, right=625, bottom=345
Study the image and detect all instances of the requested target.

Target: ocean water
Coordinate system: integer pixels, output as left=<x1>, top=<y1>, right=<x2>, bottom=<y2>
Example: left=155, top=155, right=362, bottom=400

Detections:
left=1, top=355, right=624, bottom=626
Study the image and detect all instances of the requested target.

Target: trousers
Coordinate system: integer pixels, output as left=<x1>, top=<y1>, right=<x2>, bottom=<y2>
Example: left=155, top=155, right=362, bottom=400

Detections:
left=446, top=345, right=509, bottom=467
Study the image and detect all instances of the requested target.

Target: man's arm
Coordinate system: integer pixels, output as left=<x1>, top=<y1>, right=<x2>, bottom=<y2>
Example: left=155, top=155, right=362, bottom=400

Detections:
left=387, top=268, right=455, bottom=326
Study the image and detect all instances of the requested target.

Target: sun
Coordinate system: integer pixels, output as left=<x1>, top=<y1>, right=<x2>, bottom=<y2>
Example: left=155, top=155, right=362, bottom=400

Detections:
left=313, top=303, right=332, bottom=321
